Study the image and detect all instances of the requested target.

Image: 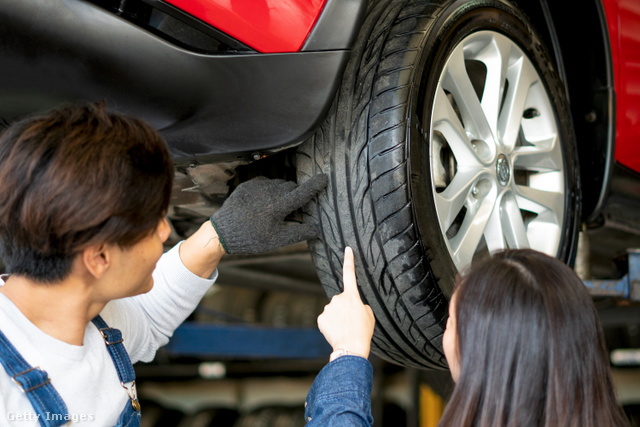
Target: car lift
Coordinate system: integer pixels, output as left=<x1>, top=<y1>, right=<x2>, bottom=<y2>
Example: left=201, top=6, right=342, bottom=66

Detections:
left=163, top=323, right=330, bottom=360
left=582, top=249, right=640, bottom=301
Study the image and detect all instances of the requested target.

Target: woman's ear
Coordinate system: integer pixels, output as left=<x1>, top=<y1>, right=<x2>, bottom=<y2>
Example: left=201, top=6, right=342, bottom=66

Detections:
left=81, top=243, right=111, bottom=279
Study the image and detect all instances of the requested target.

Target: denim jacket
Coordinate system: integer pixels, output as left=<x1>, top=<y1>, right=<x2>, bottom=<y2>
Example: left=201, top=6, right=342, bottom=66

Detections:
left=304, top=356, right=374, bottom=426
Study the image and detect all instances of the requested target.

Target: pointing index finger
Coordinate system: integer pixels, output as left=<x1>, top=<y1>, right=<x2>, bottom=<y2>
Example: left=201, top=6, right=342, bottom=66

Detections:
left=342, top=246, right=357, bottom=295
left=282, top=174, right=328, bottom=213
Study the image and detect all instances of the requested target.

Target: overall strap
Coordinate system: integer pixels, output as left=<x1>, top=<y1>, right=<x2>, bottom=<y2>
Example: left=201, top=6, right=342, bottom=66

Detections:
left=91, top=316, right=136, bottom=384
left=91, top=315, right=140, bottom=411
left=0, top=330, right=69, bottom=427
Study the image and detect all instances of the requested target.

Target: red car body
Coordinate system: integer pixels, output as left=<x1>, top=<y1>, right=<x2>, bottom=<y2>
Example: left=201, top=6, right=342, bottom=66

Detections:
left=603, top=0, right=640, bottom=173
left=165, top=0, right=327, bottom=53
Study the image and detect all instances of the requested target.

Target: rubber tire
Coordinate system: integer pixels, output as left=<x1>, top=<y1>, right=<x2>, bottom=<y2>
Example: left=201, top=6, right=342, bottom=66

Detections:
left=297, top=0, right=580, bottom=369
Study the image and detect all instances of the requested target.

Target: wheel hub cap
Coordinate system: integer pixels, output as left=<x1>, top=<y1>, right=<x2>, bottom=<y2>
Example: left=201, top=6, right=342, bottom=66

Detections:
left=496, top=154, right=510, bottom=186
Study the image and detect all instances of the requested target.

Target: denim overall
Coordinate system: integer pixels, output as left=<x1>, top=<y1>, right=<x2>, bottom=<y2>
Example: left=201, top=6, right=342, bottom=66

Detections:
left=0, top=316, right=141, bottom=427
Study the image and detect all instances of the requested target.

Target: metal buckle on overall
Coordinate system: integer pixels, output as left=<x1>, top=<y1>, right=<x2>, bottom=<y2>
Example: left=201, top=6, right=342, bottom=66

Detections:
left=98, top=328, right=124, bottom=346
left=11, top=366, right=51, bottom=393
left=121, top=380, right=141, bottom=412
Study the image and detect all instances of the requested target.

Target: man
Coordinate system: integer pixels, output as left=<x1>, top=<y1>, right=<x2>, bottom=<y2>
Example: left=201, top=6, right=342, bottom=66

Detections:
left=0, top=103, right=327, bottom=426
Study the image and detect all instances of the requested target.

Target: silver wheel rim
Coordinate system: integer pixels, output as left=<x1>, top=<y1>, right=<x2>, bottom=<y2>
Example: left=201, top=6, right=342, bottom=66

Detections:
left=428, top=31, right=565, bottom=271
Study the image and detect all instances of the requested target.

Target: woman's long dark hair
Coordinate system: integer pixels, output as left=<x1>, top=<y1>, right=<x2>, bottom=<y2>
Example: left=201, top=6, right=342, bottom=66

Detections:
left=438, top=249, right=628, bottom=427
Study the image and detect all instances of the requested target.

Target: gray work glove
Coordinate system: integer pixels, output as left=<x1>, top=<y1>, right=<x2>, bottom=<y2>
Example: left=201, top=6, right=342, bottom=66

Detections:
left=210, top=175, right=328, bottom=255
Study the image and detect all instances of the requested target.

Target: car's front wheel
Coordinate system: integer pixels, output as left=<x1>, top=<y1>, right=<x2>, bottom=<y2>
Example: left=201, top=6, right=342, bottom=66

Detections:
left=297, top=0, right=580, bottom=369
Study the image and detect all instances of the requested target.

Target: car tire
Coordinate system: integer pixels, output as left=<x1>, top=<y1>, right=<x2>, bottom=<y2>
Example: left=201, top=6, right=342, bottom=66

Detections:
left=297, top=0, right=580, bottom=368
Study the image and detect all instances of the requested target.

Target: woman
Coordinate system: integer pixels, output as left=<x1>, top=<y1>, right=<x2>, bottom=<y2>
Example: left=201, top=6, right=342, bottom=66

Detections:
left=306, top=248, right=629, bottom=426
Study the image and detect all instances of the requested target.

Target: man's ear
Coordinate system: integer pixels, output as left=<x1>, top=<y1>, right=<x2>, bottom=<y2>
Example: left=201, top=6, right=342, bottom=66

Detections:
left=81, top=244, right=111, bottom=279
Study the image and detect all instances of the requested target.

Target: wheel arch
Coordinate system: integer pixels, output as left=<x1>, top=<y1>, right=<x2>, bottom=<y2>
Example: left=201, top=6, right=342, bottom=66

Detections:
left=510, top=0, right=615, bottom=222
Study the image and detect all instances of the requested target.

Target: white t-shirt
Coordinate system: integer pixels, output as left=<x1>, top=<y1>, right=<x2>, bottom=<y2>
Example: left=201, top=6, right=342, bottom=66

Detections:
left=0, top=243, right=217, bottom=426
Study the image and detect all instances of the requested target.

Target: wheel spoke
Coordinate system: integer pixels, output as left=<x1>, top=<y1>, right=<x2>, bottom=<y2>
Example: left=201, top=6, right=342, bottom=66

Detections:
left=514, top=185, right=564, bottom=223
left=501, top=192, right=530, bottom=248
left=498, top=54, right=538, bottom=152
left=483, top=203, right=507, bottom=253
left=442, top=48, right=494, bottom=145
left=475, top=35, right=512, bottom=136
left=512, top=138, right=563, bottom=172
left=432, top=87, right=481, bottom=166
left=448, top=183, right=497, bottom=269
left=434, top=169, right=483, bottom=231
left=483, top=192, right=530, bottom=253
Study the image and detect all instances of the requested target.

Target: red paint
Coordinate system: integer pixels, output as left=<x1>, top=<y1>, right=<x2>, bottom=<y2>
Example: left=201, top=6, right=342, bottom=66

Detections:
left=603, top=0, right=640, bottom=173
left=163, top=0, right=326, bottom=53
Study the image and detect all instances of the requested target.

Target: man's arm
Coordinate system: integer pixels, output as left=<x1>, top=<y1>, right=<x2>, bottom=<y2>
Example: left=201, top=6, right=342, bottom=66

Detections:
left=178, top=220, right=225, bottom=279
left=103, top=175, right=328, bottom=362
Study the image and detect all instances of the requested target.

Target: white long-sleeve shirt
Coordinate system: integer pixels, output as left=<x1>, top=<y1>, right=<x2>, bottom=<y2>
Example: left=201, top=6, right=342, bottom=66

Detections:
left=0, top=243, right=216, bottom=426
